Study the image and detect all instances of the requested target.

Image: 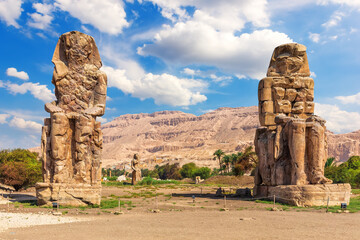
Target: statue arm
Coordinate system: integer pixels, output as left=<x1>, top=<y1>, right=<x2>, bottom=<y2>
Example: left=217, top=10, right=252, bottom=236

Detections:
left=45, top=102, right=64, bottom=113
left=84, top=71, right=107, bottom=117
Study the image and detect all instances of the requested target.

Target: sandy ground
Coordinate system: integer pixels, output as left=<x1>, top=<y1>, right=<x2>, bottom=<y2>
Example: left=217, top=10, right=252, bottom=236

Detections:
left=1, top=210, right=359, bottom=240
left=0, top=184, right=359, bottom=240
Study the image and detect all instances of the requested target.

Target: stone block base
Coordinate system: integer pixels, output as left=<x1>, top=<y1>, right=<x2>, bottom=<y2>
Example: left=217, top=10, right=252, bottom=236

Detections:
left=35, top=182, right=101, bottom=206
left=253, top=184, right=351, bottom=207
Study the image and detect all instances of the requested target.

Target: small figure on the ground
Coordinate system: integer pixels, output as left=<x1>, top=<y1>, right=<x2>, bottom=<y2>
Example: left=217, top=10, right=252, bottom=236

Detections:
left=131, top=154, right=142, bottom=185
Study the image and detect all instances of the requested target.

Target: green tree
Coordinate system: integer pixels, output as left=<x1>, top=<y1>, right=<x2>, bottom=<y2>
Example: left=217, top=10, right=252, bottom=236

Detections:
left=347, top=156, right=360, bottom=170
left=157, top=163, right=181, bottom=180
left=232, top=146, right=257, bottom=176
left=193, top=167, right=211, bottom=180
left=0, top=149, right=41, bottom=191
left=325, top=157, right=336, bottom=168
left=180, top=163, right=197, bottom=178
left=213, top=149, right=225, bottom=171
left=222, top=155, right=231, bottom=173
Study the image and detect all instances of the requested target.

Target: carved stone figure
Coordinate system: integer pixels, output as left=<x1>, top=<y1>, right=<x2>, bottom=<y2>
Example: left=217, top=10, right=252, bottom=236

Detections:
left=131, top=154, right=141, bottom=185
left=36, top=31, right=107, bottom=206
left=254, top=43, right=350, bottom=206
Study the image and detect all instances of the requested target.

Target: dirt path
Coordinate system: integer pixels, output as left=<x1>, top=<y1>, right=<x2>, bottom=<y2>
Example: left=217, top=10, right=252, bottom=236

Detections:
left=1, top=210, right=359, bottom=240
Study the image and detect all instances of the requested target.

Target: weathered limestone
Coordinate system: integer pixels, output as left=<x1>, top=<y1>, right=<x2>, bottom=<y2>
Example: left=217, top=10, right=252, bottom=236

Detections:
left=254, top=43, right=350, bottom=206
left=254, top=184, right=351, bottom=207
left=36, top=31, right=107, bottom=206
left=131, top=154, right=141, bottom=185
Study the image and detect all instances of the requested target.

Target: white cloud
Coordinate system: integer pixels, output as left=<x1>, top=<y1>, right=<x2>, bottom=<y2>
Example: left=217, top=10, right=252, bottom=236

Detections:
left=106, top=96, right=113, bottom=101
left=6, top=67, right=29, bottom=80
left=103, top=65, right=207, bottom=106
left=210, top=74, right=233, bottom=86
left=28, top=3, right=54, bottom=30
left=0, top=114, right=10, bottom=124
left=322, top=11, right=345, bottom=28
left=335, top=92, right=360, bottom=104
left=182, top=68, right=201, bottom=76
left=317, top=0, right=360, bottom=10
left=309, top=33, right=320, bottom=43
left=145, top=0, right=270, bottom=32
left=330, top=35, right=338, bottom=40
left=54, top=0, right=129, bottom=35
left=0, top=109, right=45, bottom=122
left=0, top=80, right=55, bottom=102
left=0, top=0, right=23, bottom=28
left=310, top=72, right=317, bottom=78
left=315, top=103, right=360, bottom=133
left=97, top=117, right=108, bottom=123
left=9, top=117, right=42, bottom=132
left=138, top=24, right=292, bottom=79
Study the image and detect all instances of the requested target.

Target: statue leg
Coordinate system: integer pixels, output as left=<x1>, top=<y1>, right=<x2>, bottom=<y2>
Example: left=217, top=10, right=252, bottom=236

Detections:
left=74, top=114, right=95, bottom=183
left=91, top=121, right=102, bottom=185
left=288, top=119, right=308, bottom=185
left=50, top=112, right=70, bottom=183
left=306, top=120, right=333, bottom=184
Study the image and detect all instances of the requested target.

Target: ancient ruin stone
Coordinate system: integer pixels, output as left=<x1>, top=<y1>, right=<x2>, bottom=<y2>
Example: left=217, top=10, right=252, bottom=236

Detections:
left=131, top=154, right=142, bottom=185
left=254, top=43, right=350, bottom=206
left=36, top=31, right=107, bottom=206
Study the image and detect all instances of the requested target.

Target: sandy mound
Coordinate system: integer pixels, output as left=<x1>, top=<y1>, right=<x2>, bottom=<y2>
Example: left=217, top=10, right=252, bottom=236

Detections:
left=201, top=175, right=254, bottom=187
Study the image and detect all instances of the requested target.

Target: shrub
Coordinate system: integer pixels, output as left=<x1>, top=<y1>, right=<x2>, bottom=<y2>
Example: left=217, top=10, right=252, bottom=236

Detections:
left=193, top=167, right=211, bottom=180
left=325, top=155, right=360, bottom=188
left=180, top=163, right=197, bottom=178
left=157, top=163, right=181, bottom=180
left=0, top=149, right=41, bottom=190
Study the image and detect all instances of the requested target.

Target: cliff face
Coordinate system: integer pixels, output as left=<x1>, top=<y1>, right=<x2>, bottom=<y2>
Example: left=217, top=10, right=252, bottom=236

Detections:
left=101, top=107, right=259, bottom=168
left=101, top=106, right=360, bottom=168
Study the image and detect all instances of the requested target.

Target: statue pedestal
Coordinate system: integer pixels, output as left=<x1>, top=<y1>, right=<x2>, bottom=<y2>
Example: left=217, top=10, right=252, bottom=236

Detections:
left=35, top=182, right=101, bottom=207
left=254, top=184, right=351, bottom=207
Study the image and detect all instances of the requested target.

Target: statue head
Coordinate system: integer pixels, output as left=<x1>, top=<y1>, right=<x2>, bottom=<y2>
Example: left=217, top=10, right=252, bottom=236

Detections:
left=267, top=43, right=310, bottom=77
left=133, top=154, right=139, bottom=160
left=52, top=31, right=102, bottom=69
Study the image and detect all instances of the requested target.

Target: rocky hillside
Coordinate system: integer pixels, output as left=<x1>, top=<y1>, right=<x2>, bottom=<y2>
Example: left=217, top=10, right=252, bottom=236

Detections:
left=101, top=106, right=360, bottom=168
left=101, top=107, right=259, bottom=168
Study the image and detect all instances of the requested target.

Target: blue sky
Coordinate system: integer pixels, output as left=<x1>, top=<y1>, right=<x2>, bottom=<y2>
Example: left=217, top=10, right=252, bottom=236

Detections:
left=1, top=0, right=360, bottom=149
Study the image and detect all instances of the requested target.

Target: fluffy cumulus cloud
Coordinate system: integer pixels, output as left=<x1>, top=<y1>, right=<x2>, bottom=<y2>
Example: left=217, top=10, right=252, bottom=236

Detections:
left=136, top=0, right=293, bottom=80
left=138, top=25, right=292, bottom=79
left=9, top=116, right=42, bottom=132
left=335, top=92, right=360, bottom=104
left=6, top=67, right=29, bottom=80
left=27, top=3, right=54, bottom=30
left=0, top=114, right=10, bottom=124
left=145, top=0, right=270, bottom=31
left=0, top=0, right=23, bottom=28
left=0, top=80, right=55, bottom=102
left=103, top=66, right=207, bottom=106
left=54, top=0, right=129, bottom=35
left=315, top=103, right=360, bottom=133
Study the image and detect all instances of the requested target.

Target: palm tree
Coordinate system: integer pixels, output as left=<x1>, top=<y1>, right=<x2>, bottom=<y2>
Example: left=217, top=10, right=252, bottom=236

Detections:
left=236, top=146, right=257, bottom=174
left=213, top=149, right=225, bottom=171
left=222, top=155, right=231, bottom=173
left=325, top=157, right=335, bottom=168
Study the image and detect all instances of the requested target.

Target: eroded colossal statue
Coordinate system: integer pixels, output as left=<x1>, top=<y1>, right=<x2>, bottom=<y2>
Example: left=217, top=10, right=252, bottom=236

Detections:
left=255, top=43, right=332, bottom=187
left=36, top=31, right=107, bottom=206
